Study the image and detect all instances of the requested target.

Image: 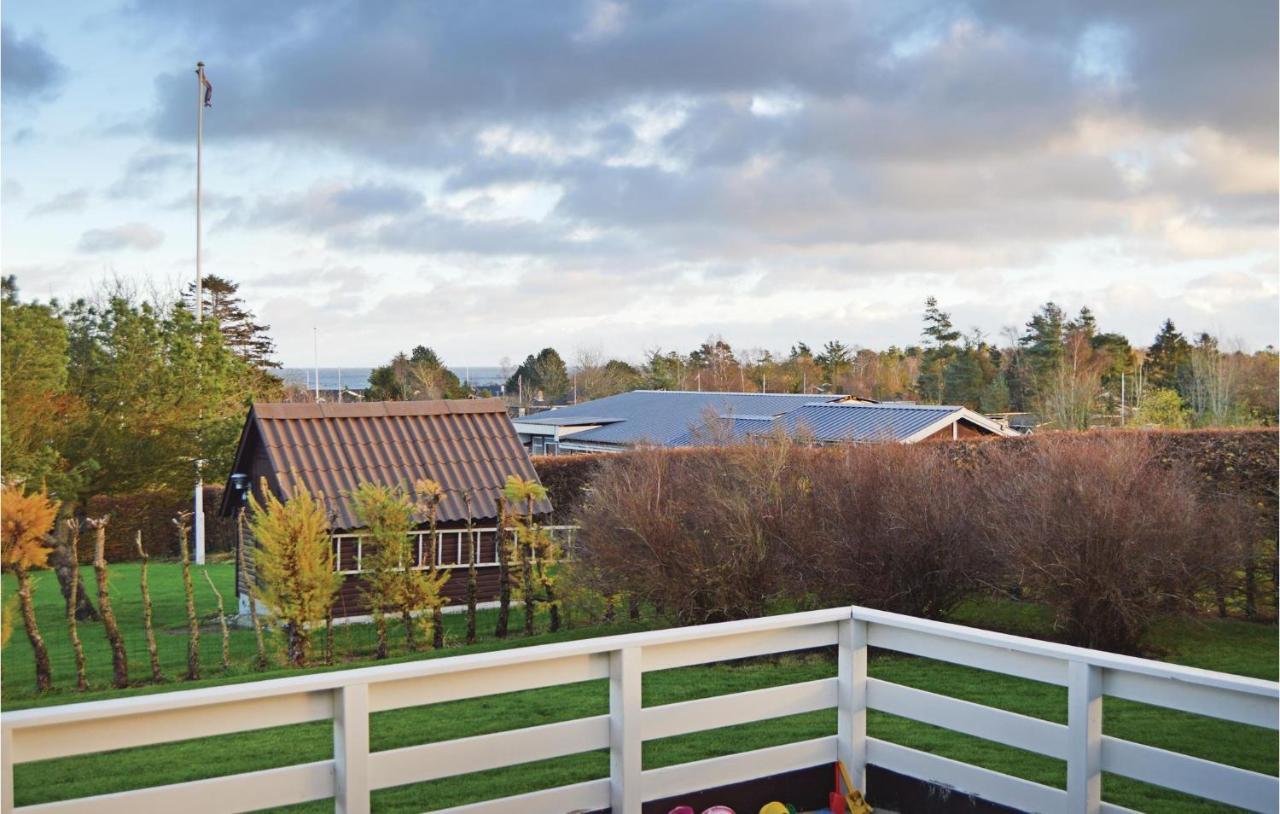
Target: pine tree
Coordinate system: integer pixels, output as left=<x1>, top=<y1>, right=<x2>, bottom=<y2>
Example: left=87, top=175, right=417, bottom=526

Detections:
left=1146, top=319, right=1192, bottom=391
left=918, top=297, right=960, bottom=402
left=183, top=274, right=279, bottom=369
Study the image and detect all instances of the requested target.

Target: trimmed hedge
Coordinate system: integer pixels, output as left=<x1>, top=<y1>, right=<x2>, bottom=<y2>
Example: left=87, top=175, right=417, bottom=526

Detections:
left=83, top=485, right=237, bottom=562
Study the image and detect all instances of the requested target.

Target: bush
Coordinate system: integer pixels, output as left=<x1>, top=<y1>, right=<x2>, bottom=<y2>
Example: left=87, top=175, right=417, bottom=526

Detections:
left=572, top=442, right=995, bottom=624
left=84, top=485, right=235, bottom=561
left=573, top=446, right=786, bottom=624
left=531, top=454, right=607, bottom=522
left=784, top=443, right=997, bottom=620
left=982, top=434, right=1242, bottom=652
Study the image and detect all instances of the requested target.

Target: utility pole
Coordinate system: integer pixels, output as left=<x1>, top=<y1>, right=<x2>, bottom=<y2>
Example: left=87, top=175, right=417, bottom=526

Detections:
left=314, top=327, right=320, bottom=402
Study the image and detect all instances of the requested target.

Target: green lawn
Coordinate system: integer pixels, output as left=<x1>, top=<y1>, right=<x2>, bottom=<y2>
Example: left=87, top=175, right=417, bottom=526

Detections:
left=3, top=563, right=1276, bottom=813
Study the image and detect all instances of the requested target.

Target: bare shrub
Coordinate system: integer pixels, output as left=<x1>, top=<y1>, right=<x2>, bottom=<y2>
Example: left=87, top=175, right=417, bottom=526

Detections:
left=573, top=447, right=788, bottom=624
left=783, top=443, right=997, bottom=620
left=984, top=434, right=1238, bottom=652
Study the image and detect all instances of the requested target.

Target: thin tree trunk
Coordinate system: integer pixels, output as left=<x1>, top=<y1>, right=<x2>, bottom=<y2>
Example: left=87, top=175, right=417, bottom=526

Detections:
left=325, top=607, right=334, bottom=665
left=135, top=532, right=164, bottom=683
left=64, top=520, right=88, bottom=691
left=89, top=517, right=128, bottom=688
left=373, top=611, right=388, bottom=660
left=50, top=521, right=97, bottom=622
left=628, top=594, right=641, bottom=621
left=535, top=549, right=560, bottom=633
left=176, top=515, right=201, bottom=680
left=15, top=565, right=53, bottom=692
left=237, top=510, right=268, bottom=669
left=203, top=570, right=231, bottom=671
left=400, top=537, right=417, bottom=652
left=494, top=495, right=510, bottom=639
left=522, top=496, right=536, bottom=636
left=464, top=491, right=477, bottom=645
left=430, top=515, right=445, bottom=650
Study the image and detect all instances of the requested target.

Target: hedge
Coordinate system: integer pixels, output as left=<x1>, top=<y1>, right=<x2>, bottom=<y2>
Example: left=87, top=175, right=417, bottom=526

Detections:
left=83, top=485, right=237, bottom=562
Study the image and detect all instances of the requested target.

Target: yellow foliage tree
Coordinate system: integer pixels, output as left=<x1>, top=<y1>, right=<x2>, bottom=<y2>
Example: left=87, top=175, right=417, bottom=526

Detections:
left=413, top=479, right=450, bottom=649
left=1, top=482, right=58, bottom=691
left=247, top=478, right=340, bottom=667
left=503, top=476, right=549, bottom=636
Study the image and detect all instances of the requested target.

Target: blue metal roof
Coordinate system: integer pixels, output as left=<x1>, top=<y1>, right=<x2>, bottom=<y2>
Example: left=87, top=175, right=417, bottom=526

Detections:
left=774, top=403, right=962, bottom=443
left=668, top=417, right=778, bottom=447
left=520, top=390, right=844, bottom=446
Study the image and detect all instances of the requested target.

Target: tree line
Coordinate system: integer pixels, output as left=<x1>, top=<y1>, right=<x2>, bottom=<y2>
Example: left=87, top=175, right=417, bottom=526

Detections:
left=485, top=299, right=1277, bottom=429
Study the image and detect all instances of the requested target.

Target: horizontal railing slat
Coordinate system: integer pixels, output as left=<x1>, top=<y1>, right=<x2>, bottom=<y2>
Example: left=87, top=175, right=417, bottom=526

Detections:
left=643, top=678, right=838, bottom=741
left=642, top=622, right=839, bottom=672
left=14, top=760, right=333, bottom=814
left=368, top=652, right=610, bottom=713
left=642, top=736, right=839, bottom=802
left=368, top=715, right=610, bottom=790
left=430, top=778, right=611, bottom=814
left=867, top=623, right=1068, bottom=685
left=866, top=678, right=1068, bottom=760
left=1101, top=735, right=1280, bottom=814
left=1103, top=670, right=1280, bottom=730
left=11, top=690, right=334, bottom=763
left=867, top=737, right=1067, bottom=814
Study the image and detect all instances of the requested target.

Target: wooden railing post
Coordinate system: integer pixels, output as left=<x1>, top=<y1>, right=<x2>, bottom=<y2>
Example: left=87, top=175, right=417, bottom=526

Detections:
left=1067, top=660, right=1102, bottom=813
left=334, top=682, right=370, bottom=814
left=838, top=616, right=869, bottom=794
left=610, top=646, right=642, bottom=814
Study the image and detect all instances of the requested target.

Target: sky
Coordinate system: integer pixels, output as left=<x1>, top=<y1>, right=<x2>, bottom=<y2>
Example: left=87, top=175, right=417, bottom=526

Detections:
left=2, top=1, right=1277, bottom=367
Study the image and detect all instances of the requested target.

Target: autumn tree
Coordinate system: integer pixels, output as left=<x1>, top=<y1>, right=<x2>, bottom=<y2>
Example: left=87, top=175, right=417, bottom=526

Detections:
left=351, top=482, right=415, bottom=658
left=248, top=480, right=341, bottom=667
left=414, top=479, right=450, bottom=649
left=1, top=482, right=59, bottom=691
left=367, top=345, right=470, bottom=401
left=504, top=476, right=549, bottom=635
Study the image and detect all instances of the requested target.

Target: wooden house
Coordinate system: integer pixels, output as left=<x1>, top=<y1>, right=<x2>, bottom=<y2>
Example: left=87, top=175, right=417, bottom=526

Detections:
left=219, top=399, right=552, bottom=620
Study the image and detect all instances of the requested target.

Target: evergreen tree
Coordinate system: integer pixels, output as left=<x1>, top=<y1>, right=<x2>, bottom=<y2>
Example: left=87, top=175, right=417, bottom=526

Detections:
left=1146, top=319, right=1192, bottom=391
left=183, top=275, right=279, bottom=370
left=505, top=348, right=571, bottom=403
left=814, top=340, right=852, bottom=385
left=918, top=297, right=960, bottom=402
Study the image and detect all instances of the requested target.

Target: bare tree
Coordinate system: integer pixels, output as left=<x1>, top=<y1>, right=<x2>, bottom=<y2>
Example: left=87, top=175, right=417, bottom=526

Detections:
left=88, top=516, right=129, bottom=688
left=174, top=513, right=201, bottom=681
left=203, top=571, right=231, bottom=671
left=135, top=532, right=164, bottom=682
left=63, top=520, right=88, bottom=691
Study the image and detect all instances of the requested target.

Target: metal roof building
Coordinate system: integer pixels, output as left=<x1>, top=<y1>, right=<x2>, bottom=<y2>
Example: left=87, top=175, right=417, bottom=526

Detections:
left=511, top=390, right=850, bottom=453
left=513, top=390, right=1015, bottom=453
left=774, top=402, right=1017, bottom=444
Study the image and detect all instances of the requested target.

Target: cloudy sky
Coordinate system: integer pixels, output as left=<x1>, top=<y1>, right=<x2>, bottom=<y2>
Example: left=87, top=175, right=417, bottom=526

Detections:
left=3, top=1, right=1276, bottom=366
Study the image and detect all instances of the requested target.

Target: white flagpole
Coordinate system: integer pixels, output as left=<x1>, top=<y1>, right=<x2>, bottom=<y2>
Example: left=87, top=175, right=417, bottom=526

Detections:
left=194, top=60, right=207, bottom=565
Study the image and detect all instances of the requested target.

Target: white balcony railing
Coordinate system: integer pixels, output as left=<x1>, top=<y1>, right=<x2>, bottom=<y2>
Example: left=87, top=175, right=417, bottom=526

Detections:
left=2, top=606, right=1276, bottom=814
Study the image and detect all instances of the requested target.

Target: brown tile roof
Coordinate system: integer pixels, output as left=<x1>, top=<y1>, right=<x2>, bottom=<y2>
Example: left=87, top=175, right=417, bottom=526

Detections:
left=225, top=398, right=550, bottom=529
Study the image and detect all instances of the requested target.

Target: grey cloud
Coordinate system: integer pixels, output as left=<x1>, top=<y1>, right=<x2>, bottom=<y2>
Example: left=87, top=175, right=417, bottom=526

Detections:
left=247, top=181, right=425, bottom=231
left=108, top=150, right=191, bottom=199
left=1, top=27, right=66, bottom=101
left=28, top=188, right=90, bottom=216
left=77, top=223, right=165, bottom=253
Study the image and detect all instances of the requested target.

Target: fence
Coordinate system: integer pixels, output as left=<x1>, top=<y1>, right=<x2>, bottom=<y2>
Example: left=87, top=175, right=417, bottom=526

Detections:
left=2, top=606, right=1277, bottom=814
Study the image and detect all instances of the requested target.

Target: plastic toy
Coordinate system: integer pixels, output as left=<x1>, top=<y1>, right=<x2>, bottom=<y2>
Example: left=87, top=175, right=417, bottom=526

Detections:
left=831, top=761, right=873, bottom=814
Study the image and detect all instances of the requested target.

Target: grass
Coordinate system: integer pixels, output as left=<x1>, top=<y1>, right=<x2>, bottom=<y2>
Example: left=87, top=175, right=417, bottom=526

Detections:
left=3, top=563, right=1277, bottom=813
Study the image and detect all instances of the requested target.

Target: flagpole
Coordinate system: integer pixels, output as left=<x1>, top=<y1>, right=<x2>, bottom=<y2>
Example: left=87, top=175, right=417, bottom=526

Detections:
left=194, top=60, right=207, bottom=565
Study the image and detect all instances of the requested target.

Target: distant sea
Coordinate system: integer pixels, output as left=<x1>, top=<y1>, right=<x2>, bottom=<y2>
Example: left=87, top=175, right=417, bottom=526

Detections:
left=280, top=366, right=507, bottom=391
